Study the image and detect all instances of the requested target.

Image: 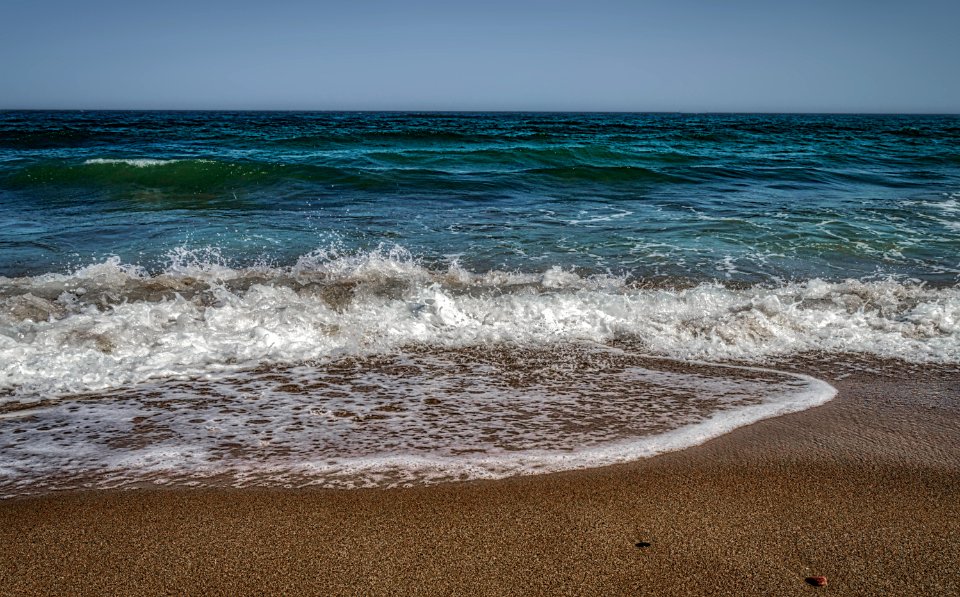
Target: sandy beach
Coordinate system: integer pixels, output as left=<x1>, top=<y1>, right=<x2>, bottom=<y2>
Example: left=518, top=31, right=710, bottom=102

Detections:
left=3, top=1, right=958, bottom=591
left=1, top=361, right=957, bottom=596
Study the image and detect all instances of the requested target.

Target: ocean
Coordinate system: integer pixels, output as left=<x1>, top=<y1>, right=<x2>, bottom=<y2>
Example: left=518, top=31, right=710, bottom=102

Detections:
left=1, top=111, right=958, bottom=496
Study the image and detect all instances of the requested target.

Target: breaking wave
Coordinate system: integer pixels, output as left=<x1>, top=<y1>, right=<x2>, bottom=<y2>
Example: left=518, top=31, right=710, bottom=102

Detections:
left=1, top=245, right=956, bottom=399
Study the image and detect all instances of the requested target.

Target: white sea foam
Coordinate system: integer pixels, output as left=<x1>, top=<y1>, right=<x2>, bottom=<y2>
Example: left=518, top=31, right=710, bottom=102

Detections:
left=83, top=158, right=181, bottom=167
left=934, top=194, right=960, bottom=231
left=0, top=347, right=835, bottom=494
left=1, top=247, right=956, bottom=495
left=0, top=247, right=957, bottom=398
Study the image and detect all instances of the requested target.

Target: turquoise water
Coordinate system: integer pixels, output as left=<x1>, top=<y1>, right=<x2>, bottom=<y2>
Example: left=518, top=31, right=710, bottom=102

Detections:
left=1, top=111, right=958, bottom=495
left=2, top=111, right=958, bottom=282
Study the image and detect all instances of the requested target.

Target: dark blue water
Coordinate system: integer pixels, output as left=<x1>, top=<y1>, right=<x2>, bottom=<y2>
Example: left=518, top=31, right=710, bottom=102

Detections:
left=2, top=111, right=958, bottom=282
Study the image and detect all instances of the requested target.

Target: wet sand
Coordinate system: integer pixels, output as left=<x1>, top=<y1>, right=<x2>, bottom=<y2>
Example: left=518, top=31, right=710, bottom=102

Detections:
left=1, top=365, right=958, bottom=596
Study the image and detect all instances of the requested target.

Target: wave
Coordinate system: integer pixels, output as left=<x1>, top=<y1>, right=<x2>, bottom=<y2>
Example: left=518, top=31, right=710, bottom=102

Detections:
left=0, top=351, right=835, bottom=493
left=523, top=164, right=687, bottom=184
left=83, top=158, right=184, bottom=167
left=3, top=156, right=690, bottom=193
left=4, top=140, right=955, bottom=192
left=1, top=246, right=957, bottom=398
left=5, top=158, right=366, bottom=194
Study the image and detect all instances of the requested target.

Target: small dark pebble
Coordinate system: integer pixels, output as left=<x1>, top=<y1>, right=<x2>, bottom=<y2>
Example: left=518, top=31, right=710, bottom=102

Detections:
left=635, top=541, right=652, bottom=548
left=806, top=576, right=828, bottom=587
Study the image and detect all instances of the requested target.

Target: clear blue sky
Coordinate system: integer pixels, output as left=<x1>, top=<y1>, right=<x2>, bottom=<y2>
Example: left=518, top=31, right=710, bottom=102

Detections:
left=2, top=0, right=958, bottom=112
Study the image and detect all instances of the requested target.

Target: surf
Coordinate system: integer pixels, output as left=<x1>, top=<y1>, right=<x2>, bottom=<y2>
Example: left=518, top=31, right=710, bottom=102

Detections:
left=0, top=246, right=957, bottom=400
left=0, top=345, right=836, bottom=496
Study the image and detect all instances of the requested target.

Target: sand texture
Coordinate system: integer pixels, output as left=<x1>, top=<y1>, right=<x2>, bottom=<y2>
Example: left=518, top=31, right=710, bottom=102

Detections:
left=1, top=367, right=958, bottom=596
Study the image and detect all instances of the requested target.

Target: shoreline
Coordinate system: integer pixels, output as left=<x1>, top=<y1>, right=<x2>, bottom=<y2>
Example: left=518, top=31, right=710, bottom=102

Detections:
left=1, top=366, right=958, bottom=595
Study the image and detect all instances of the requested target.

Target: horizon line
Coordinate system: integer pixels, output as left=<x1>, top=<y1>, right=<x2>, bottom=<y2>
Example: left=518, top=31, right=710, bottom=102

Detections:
left=1, top=108, right=959, bottom=116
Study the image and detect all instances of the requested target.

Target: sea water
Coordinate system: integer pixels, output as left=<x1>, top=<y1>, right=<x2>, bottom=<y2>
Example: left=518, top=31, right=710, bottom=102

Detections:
left=0, top=112, right=957, bottom=495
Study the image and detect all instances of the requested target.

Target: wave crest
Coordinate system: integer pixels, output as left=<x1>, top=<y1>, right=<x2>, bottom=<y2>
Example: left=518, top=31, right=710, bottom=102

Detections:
left=0, top=246, right=957, bottom=397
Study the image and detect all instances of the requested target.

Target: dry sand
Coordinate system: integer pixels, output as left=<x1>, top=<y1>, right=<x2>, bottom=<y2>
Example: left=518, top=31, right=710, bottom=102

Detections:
left=1, top=365, right=958, bottom=596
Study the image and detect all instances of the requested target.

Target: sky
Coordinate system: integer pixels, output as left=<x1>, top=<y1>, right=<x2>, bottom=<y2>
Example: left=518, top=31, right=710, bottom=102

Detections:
left=2, top=0, right=958, bottom=113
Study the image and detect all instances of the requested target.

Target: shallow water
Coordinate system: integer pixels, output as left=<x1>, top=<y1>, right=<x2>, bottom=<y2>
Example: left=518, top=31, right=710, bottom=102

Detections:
left=0, top=346, right=836, bottom=496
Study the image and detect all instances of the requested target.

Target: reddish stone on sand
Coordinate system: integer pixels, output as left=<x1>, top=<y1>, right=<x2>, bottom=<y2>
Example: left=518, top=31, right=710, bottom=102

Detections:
left=806, top=576, right=828, bottom=587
